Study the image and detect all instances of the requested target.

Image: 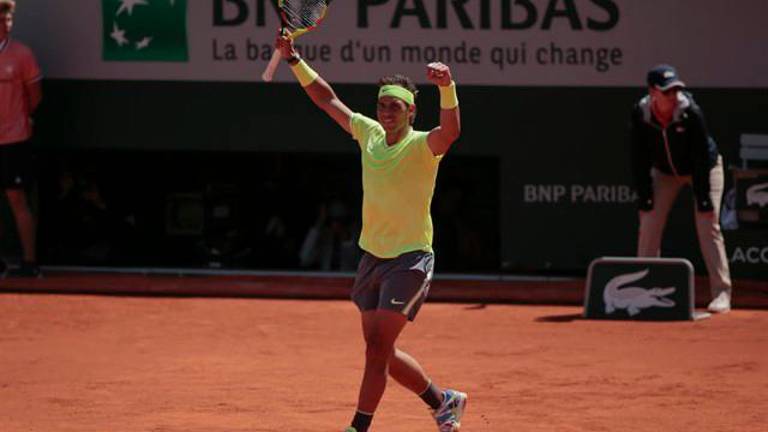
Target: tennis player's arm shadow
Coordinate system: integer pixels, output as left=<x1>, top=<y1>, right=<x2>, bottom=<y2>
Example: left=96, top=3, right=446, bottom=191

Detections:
left=535, top=313, right=583, bottom=323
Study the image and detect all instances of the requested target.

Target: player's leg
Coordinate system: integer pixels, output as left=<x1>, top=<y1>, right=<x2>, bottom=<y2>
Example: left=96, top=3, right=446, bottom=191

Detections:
left=0, top=145, right=12, bottom=275
left=378, top=251, right=467, bottom=431
left=350, top=309, right=409, bottom=432
left=0, top=187, right=5, bottom=277
left=6, top=188, right=36, bottom=264
left=390, top=348, right=442, bottom=402
left=637, top=169, right=683, bottom=256
left=347, top=252, right=389, bottom=432
left=693, top=158, right=732, bottom=312
left=380, top=255, right=443, bottom=407
left=1, top=142, right=39, bottom=277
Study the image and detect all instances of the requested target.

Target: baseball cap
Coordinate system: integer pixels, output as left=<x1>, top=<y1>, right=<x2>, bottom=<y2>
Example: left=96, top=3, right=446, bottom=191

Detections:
left=0, top=0, right=15, bottom=13
left=647, top=64, right=686, bottom=91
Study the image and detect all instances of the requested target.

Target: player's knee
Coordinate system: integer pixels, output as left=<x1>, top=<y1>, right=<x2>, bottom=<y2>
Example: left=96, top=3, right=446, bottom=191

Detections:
left=365, top=337, right=395, bottom=363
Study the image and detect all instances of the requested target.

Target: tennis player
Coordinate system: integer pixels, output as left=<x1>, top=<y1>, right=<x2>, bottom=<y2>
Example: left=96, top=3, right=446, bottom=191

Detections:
left=275, top=34, right=467, bottom=432
left=0, top=0, right=42, bottom=278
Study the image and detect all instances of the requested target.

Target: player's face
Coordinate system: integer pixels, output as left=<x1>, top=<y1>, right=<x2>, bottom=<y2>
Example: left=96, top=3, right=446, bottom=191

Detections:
left=377, top=96, right=413, bottom=132
left=0, top=13, right=12, bottom=38
left=649, top=86, right=680, bottom=116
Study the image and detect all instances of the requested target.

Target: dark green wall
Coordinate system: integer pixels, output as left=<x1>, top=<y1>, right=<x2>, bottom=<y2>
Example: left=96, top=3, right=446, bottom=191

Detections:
left=13, top=80, right=768, bottom=276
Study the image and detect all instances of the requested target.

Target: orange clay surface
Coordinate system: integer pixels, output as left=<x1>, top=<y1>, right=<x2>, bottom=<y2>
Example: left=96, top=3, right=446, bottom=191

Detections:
left=1, top=293, right=767, bottom=432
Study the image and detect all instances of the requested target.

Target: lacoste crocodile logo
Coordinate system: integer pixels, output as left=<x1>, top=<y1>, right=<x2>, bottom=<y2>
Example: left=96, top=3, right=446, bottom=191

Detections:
left=746, top=183, right=768, bottom=208
left=603, top=269, right=676, bottom=316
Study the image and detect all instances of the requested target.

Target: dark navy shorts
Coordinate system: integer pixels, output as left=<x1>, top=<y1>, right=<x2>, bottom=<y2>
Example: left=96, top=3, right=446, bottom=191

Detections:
left=0, top=141, right=32, bottom=189
left=351, top=250, right=434, bottom=321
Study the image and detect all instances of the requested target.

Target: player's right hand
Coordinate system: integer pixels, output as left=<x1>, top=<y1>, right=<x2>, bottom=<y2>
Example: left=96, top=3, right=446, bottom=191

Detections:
left=275, top=30, right=297, bottom=61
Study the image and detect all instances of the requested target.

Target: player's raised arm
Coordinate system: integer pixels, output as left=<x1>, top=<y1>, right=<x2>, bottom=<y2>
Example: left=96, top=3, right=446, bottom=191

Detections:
left=276, top=34, right=353, bottom=134
left=426, top=62, right=461, bottom=156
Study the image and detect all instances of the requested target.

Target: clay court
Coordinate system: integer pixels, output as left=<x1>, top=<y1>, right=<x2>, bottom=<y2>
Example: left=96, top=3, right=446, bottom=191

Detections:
left=2, top=2, right=767, bottom=431
left=2, top=284, right=767, bottom=431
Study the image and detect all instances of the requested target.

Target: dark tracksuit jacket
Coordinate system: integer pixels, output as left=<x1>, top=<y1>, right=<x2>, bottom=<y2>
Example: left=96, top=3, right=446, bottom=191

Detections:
left=630, top=92, right=720, bottom=212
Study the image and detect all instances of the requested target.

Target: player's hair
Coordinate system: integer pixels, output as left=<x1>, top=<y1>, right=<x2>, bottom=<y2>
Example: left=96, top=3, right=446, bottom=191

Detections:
left=0, top=0, right=15, bottom=15
left=378, top=74, right=418, bottom=124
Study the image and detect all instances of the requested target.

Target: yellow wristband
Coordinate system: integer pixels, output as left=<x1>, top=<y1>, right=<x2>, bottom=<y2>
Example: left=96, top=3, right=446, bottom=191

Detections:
left=290, top=59, right=319, bottom=87
left=439, top=81, right=458, bottom=109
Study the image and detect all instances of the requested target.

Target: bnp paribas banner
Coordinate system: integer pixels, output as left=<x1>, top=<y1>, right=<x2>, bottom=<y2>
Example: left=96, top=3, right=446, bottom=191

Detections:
left=14, top=0, right=768, bottom=86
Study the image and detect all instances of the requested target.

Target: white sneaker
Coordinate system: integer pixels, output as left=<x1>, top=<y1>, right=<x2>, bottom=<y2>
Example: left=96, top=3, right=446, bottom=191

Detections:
left=432, top=389, right=468, bottom=432
left=708, top=291, right=731, bottom=313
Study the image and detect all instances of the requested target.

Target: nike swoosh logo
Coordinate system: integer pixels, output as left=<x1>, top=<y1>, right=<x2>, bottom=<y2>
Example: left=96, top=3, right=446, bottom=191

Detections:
left=390, top=299, right=405, bottom=305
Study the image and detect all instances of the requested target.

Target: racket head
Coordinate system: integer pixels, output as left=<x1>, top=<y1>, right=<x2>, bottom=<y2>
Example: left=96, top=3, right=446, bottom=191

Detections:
left=278, top=0, right=331, bottom=39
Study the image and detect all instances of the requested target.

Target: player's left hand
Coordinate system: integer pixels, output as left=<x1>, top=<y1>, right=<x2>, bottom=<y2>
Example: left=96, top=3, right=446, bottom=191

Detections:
left=427, top=62, right=453, bottom=87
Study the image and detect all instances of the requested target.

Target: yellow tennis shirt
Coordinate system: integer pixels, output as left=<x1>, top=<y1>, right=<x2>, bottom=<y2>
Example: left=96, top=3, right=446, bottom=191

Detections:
left=350, top=113, right=443, bottom=258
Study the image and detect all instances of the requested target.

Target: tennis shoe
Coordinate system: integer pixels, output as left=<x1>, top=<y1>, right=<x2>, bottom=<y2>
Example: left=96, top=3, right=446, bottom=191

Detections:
left=432, top=389, right=468, bottom=432
left=708, top=291, right=731, bottom=313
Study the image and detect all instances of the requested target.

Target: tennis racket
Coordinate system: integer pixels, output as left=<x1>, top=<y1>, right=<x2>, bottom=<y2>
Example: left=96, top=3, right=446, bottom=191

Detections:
left=261, top=0, right=332, bottom=82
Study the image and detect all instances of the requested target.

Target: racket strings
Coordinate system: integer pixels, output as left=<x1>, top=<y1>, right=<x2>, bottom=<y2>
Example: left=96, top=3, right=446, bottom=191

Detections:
left=282, top=0, right=329, bottom=30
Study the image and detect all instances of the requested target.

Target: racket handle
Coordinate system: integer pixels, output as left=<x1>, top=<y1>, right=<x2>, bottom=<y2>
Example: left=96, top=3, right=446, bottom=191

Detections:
left=262, top=49, right=282, bottom=82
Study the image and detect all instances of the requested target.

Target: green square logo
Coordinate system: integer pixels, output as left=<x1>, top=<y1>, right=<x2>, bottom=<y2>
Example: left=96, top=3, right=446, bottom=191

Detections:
left=102, top=0, right=189, bottom=62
